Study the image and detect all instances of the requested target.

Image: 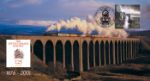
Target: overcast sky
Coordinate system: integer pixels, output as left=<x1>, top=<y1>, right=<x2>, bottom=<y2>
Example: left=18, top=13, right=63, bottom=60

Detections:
left=0, top=0, right=150, bottom=29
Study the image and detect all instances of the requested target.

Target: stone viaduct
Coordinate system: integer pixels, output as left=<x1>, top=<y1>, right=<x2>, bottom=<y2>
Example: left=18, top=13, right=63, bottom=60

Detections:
left=6, top=35, right=140, bottom=72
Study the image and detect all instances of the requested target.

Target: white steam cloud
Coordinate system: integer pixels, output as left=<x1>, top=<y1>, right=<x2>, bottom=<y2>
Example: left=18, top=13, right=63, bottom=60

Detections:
left=46, top=15, right=128, bottom=38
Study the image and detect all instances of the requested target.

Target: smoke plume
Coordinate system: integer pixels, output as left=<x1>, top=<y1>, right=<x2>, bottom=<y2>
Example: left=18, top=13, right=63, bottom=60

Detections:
left=46, top=15, right=128, bottom=38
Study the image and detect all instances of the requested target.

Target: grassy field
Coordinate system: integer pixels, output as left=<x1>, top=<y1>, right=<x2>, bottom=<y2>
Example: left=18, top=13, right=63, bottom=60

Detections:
left=1, top=54, right=150, bottom=81
left=81, top=54, right=150, bottom=81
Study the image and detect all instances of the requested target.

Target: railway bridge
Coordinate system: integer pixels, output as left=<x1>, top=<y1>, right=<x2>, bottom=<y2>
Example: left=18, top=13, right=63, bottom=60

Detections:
left=2, top=35, right=140, bottom=72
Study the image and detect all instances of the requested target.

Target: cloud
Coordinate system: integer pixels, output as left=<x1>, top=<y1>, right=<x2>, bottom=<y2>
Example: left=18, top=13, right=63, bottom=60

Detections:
left=17, top=20, right=56, bottom=26
left=26, top=0, right=42, bottom=4
left=59, top=0, right=113, bottom=12
left=0, top=0, right=113, bottom=20
left=1, top=0, right=150, bottom=30
left=1, top=0, right=43, bottom=8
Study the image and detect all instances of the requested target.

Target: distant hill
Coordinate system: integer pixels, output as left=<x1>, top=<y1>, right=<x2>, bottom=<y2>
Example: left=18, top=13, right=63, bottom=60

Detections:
left=128, top=30, right=150, bottom=51
left=128, top=30, right=150, bottom=37
left=0, top=23, right=46, bottom=35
